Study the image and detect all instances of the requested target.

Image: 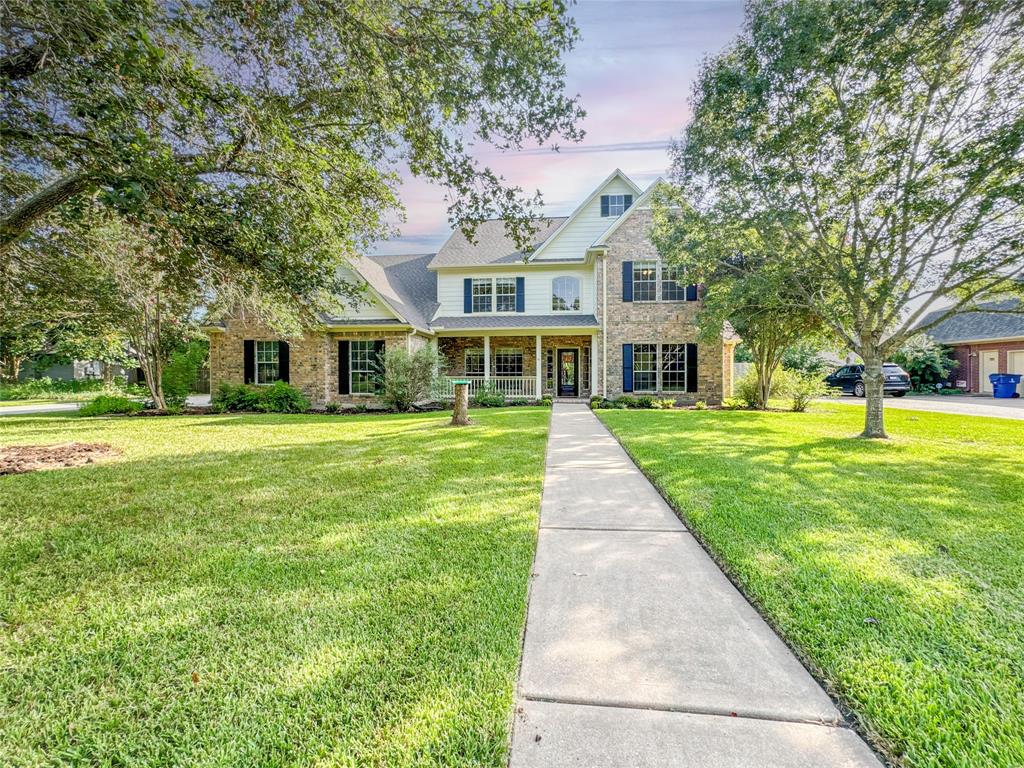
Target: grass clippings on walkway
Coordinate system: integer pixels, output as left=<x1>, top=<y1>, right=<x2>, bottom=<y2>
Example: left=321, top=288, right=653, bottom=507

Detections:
left=0, top=408, right=549, bottom=767
left=598, top=404, right=1023, bottom=768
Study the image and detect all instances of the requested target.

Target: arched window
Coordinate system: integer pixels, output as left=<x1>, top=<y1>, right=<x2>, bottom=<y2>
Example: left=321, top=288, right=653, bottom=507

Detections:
left=552, top=276, right=581, bottom=311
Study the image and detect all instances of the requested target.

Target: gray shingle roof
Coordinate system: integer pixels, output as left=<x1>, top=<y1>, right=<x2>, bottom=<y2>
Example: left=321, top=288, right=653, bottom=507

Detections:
left=428, top=218, right=569, bottom=268
left=430, top=314, right=598, bottom=331
left=917, top=298, right=1024, bottom=343
left=346, top=253, right=438, bottom=332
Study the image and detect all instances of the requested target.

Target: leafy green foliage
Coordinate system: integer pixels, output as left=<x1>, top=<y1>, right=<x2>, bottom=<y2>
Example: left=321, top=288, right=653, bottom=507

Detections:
left=472, top=385, right=506, bottom=408
left=162, top=340, right=208, bottom=413
left=212, top=382, right=310, bottom=413
left=779, top=370, right=836, bottom=412
left=891, top=337, right=957, bottom=392
left=781, top=339, right=834, bottom=377
left=0, top=377, right=138, bottom=402
left=2, top=0, right=584, bottom=321
left=78, top=394, right=143, bottom=416
left=600, top=407, right=1024, bottom=768
left=379, top=346, right=445, bottom=412
left=654, top=0, right=1024, bottom=436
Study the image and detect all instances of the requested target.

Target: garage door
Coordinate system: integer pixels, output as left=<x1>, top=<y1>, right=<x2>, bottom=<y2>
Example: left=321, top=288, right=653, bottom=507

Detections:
left=1009, top=350, right=1024, bottom=395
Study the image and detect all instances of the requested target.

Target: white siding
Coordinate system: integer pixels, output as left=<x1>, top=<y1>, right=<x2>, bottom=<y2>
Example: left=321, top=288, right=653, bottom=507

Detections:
left=532, top=176, right=638, bottom=261
left=436, top=266, right=595, bottom=317
left=335, top=268, right=396, bottom=319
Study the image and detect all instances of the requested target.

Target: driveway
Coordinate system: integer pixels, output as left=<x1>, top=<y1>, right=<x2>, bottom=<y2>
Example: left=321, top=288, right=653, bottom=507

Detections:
left=510, top=403, right=882, bottom=767
left=831, top=393, right=1024, bottom=420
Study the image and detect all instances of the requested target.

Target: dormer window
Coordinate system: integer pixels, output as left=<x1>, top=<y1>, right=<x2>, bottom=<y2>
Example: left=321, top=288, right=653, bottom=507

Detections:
left=600, top=194, right=633, bottom=217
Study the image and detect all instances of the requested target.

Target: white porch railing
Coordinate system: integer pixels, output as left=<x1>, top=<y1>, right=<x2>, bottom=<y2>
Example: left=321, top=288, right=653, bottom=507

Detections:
left=437, top=376, right=537, bottom=399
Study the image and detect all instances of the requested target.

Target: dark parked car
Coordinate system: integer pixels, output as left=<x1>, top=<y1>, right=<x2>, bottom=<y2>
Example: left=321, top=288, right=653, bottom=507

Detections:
left=825, top=364, right=910, bottom=397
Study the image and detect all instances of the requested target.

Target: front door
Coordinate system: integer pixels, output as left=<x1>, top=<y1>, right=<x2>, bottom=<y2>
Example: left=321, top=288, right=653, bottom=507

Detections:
left=558, top=349, right=578, bottom=397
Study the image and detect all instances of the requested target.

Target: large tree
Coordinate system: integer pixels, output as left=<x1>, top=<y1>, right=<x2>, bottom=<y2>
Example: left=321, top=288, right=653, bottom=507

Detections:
left=2, top=0, right=584, bottom=317
left=654, top=0, right=1024, bottom=437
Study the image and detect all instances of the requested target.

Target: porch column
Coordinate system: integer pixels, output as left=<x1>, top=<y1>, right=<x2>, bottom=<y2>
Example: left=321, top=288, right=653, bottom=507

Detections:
left=535, top=334, right=542, bottom=399
left=591, top=332, right=598, bottom=396
left=483, top=335, right=491, bottom=384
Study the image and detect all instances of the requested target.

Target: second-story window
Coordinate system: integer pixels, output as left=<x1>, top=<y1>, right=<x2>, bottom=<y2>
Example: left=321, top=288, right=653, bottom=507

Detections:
left=632, top=261, right=657, bottom=301
left=495, top=278, right=517, bottom=312
left=662, top=264, right=687, bottom=301
left=472, top=278, right=492, bottom=313
left=552, top=276, right=581, bottom=311
left=600, top=194, right=633, bottom=217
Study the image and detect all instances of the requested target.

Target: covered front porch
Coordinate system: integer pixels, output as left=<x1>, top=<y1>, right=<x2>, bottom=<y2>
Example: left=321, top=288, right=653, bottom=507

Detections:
left=437, top=333, right=597, bottom=400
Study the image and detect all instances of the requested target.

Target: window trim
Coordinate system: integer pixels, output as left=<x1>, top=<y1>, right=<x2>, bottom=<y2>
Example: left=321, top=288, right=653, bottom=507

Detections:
left=471, top=278, right=493, bottom=314
left=660, top=343, right=688, bottom=392
left=254, top=340, right=280, bottom=385
left=464, top=348, right=485, bottom=376
left=349, top=340, right=378, bottom=396
left=495, top=278, right=517, bottom=313
left=551, top=275, right=581, bottom=312
left=468, top=277, right=521, bottom=315
left=632, top=343, right=658, bottom=393
left=632, top=261, right=658, bottom=303
left=629, top=342, right=690, bottom=393
left=493, top=347, right=524, bottom=377
left=661, top=264, right=687, bottom=303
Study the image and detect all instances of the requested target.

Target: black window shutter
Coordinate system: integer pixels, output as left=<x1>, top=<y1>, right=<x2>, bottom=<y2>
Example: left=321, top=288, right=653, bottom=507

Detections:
left=622, top=343, right=634, bottom=392
left=622, top=261, right=633, bottom=302
left=515, top=277, right=525, bottom=312
left=464, top=278, right=473, bottom=314
left=686, top=343, right=698, bottom=393
left=337, top=340, right=350, bottom=394
left=372, top=340, right=385, bottom=393
left=243, top=340, right=255, bottom=384
left=686, top=283, right=698, bottom=301
left=623, top=194, right=633, bottom=211
left=278, top=341, right=290, bottom=383
left=600, top=195, right=609, bottom=217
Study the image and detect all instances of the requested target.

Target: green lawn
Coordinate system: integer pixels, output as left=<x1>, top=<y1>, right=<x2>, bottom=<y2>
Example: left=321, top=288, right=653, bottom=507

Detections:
left=597, top=405, right=1023, bottom=768
left=0, top=408, right=549, bottom=767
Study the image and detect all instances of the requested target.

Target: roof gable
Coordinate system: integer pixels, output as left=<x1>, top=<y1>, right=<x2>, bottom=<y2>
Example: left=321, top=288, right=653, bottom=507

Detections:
left=528, top=169, right=642, bottom=261
left=427, top=217, right=566, bottom=269
left=591, top=178, right=666, bottom=247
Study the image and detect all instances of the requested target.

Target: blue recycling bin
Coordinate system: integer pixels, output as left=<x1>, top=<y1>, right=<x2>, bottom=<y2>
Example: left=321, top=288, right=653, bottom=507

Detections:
left=989, top=373, right=1022, bottom=398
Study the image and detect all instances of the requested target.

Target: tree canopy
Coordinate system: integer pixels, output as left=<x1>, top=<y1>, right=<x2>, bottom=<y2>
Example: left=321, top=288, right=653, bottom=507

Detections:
left=2, top=0, right=585, bottom=317
left=654, top=0, right=1024, bottom=436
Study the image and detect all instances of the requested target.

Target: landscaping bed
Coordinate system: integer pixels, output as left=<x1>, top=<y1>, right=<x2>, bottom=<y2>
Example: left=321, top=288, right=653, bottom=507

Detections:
left=0, top=408, right=549, bottom=766
left=597, top=404, right=1024, bottom=768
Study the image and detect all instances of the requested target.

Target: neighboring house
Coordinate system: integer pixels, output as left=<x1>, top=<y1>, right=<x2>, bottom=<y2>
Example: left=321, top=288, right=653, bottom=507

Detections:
left=918, top=298, right=1024, bottom=394
left=204, top=170, right=737, bottom=406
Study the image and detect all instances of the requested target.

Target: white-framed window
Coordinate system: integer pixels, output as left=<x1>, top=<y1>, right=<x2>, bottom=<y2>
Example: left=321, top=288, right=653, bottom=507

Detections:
left=552, top=276, right=581, bottom=311
left=255, top=341, right=280, bottom=384
left=601, top=194, right=632, bottom=217
left=545, top=348, right=555, bottom=390
left=350, top=340, right=378, bottom=395
left=495, top=278, right=517, bottom=312
left=633, top=343, right=657, bottom=392
left=661, top=344, right=687, bottom=391
left=472, top=278, right=492, bottom=313
left=632, top=261, right=658, bottom=302
left=661, top=264, right=687, bottom=302
left=465, top=348, right=485, bottom=376
left=494, top=348, right=523, bottom=376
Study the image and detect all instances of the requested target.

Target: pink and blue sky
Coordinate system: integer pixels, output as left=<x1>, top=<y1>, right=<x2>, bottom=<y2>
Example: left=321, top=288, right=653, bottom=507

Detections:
left=377, top=0, right=745, bottom=255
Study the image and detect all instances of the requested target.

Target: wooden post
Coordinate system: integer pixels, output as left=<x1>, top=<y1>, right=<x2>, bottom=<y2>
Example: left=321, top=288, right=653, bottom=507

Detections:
left=451, top=381, right=470, bottom=426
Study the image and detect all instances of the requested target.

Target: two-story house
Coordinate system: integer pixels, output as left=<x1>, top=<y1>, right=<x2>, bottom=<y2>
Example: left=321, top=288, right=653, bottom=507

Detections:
left=206, top=170, right=737, bottom=405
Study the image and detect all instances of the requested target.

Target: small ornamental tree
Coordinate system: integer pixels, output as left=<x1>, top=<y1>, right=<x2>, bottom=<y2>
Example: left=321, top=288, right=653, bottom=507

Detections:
left=654, top=0, right=1024, bottom=437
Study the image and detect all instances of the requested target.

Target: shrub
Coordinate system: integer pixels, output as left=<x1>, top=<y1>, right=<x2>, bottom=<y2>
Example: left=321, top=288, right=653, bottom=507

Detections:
left=617, top=395, right=638, bottom=408
left=721, top=397, right=745, bottom=410
left=541, top=396, right=553, bottom=407
left=212, top=381, right=310, bottom=413
left=657, top=398, right=676, bottom=410
left=692, top=400, right=707, bottom=410
left=324, top=401, right=342, bottom=413
left=472, top=384, right=505, bottom=408
left=778, top=370, right=834, bottom=412
left=589, top=395, right=604, bottom=409
left=508, top=397, right=529, bottom=407
left=162, top=341, right=208, bottom=412
left=79, top=395, right=143, bottom=417
left=891, top=336, right=956, bottom=391
left=0, top=376, right=144, bottom=402
left=735, top=368, right=791, bottom=408
left=635, top=395, right=656, bottom=409
left=380, top=346, right=445, bottom=412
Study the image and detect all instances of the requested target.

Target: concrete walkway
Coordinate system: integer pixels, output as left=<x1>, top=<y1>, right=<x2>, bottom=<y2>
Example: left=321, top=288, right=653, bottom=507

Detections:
left=510, top=404, right=883, bottom=767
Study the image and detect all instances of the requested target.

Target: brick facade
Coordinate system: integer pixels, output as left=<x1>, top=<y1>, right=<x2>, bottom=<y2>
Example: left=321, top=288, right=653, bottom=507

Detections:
left=596, top=209, right=729, bottom=404
left=949, top=340, right=1024, bottom=393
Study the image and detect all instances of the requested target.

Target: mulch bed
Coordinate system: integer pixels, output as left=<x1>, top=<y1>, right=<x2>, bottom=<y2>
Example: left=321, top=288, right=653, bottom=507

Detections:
left=0, top=443, right=118, bottom=476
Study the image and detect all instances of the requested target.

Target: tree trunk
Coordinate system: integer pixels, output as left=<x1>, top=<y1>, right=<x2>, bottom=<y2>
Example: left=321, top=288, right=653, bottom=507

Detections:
left=451, top=382, right=470, bottom=426
left=102, top=362, right=115, bottom=388
left=860, top=348, right=887, bottom=438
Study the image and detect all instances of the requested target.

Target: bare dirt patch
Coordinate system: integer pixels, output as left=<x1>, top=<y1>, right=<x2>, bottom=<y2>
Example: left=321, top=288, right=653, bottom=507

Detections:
left=0, top=443, right=118, bottom=476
